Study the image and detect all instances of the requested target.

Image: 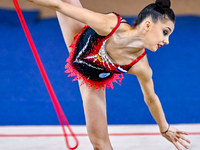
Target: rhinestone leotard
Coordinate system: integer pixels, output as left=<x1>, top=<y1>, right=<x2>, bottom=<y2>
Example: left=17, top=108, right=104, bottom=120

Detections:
left=65, top=13, right=146, bottom=90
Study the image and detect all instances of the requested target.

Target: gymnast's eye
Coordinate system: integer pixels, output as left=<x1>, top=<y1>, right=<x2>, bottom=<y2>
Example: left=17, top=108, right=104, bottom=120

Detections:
left=163, top=30, right=168, bottom=36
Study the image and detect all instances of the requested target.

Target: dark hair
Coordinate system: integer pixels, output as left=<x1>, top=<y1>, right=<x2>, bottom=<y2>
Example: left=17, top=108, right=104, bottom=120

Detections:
left=133, top=0, right=175, bottom=27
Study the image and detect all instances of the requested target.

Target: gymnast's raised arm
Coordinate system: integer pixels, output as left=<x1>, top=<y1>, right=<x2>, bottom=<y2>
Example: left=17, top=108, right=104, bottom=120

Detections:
left=26, top=0, right=118, bottom=36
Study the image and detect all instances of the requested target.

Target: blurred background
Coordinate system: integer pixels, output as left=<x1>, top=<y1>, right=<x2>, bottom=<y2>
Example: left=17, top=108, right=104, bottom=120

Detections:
left=1, top=0, right=200, bottom=17
left=0, top=0, right=200, bottom=126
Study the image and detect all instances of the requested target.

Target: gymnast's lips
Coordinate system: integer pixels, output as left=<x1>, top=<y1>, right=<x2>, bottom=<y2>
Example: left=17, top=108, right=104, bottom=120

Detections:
left=157, top=44, right=163, bottom=49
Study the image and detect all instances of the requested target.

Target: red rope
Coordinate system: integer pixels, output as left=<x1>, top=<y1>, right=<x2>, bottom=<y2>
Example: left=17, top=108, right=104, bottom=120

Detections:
left=12, top=0, right=79, bottom=149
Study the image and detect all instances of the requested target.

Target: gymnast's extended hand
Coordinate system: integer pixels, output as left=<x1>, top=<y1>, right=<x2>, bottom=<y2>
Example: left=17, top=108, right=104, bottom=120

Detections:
left=133, top=61, right=191, bottom=150
left=161, top=125, right=191, bottom=150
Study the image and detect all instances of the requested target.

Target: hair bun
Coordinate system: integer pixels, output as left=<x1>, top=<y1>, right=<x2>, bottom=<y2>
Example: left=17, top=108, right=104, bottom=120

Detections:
left=155, top=0, right=171, bottom=8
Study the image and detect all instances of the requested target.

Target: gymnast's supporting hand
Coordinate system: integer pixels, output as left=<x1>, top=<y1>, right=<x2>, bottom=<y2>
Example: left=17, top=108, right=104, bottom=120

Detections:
left=136, top=74, right=191, bottom=150
left=161, top=125, right=191, bottom=150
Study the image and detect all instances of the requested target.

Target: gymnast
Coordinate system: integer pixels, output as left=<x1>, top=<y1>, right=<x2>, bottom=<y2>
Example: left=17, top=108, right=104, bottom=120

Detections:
left=26, top=0, right=191, bottom=149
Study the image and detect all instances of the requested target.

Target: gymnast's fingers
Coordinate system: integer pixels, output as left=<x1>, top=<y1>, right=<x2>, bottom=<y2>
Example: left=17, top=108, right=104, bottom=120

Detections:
left=177, top=130, right=189, bottom=135
left=177, top=133, right=191, bottom=144
left=172, top=140, right=182, bottom=150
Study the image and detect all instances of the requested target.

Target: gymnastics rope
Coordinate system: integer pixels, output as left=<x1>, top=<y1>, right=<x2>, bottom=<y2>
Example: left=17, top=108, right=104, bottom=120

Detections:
left=12, top=0, right=79, bottom=149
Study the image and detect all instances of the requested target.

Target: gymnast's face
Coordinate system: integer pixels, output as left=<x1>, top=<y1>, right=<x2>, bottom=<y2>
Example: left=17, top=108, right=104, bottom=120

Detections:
left=142, top=18, right=174, bottom=52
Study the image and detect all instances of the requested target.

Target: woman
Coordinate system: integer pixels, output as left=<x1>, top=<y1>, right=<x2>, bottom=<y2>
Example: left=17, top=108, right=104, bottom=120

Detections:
left=26, top=0, right=191, bottom=149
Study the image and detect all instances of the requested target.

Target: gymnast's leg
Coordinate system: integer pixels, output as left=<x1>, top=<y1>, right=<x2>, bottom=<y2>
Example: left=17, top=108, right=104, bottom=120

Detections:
left=56, top=0, right=84, bottom=52
left=79, top=82, right=113, bottom=150
left=56, top=0, right=113, bottom=149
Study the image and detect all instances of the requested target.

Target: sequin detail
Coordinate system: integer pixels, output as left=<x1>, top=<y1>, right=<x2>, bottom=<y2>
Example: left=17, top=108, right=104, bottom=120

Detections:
left=85, top=39, right=117, bottom=71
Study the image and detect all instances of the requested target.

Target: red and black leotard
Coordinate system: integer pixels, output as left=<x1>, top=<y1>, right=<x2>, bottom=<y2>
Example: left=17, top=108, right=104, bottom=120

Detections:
left=65, top=13, right=146, bottom=90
